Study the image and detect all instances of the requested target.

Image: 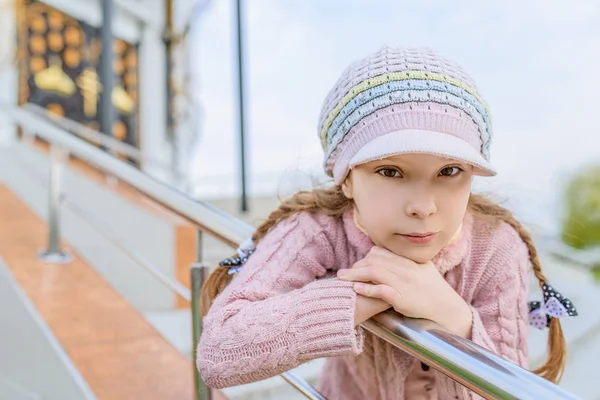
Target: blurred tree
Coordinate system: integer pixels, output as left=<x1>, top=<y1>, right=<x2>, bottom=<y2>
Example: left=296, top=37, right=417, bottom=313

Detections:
left=562, top=165, right=600, bottom=250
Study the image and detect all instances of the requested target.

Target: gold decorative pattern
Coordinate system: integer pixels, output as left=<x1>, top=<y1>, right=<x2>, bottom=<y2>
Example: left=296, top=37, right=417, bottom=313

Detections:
left=30, top=13, right=46, bottom=32
left=113, top=58, right=125, bottom=75
left=77, top=68, right=102, bottom=117
left=64, top=48, right=81, bottom=69
left=17, top=0, right=140, bottom=151
left=29, top=35, right=46, bottom=54
left=30, top=56, right=46, bottom=73
left=126, top=51, right=137, bottom=68
left=114, top=39, right=127, bottom=55
left=112, top=120, right=127, bottom=141
left=47, top=103, right=65, bottom=116
left=48, top=10, right=63, bottom=29
left=48, top=31, right=64, bottom=52
left=65, top=25, right=82, bottom=47
left=124, top=72, right=137, bottom=87
left=112, top=86, right=135, bottom=115
left=34, top=57, right=76, bottom=97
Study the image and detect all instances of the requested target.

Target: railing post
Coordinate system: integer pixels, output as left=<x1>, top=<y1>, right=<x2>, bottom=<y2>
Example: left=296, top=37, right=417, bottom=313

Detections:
left=38, top=145, right=72, bottom=264
left=191, top=229, right=212, bottom=400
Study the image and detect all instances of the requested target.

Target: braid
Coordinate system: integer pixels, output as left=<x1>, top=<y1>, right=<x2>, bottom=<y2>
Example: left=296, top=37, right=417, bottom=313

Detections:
left=468, top=194, right=566, bottom=383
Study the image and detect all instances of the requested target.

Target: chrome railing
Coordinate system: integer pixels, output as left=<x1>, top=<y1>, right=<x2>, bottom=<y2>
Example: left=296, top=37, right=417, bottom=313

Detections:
left=2, top=104, right=582, bottom=400
left=24, top=103, right=191, bottom=186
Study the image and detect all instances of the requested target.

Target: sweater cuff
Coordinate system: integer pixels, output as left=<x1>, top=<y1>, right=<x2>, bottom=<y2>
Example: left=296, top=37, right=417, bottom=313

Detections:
left=294, top=278, right=364, bottom=358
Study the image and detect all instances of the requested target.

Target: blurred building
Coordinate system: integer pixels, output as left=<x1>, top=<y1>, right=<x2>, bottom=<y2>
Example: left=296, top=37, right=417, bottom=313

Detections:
left=2, top=0, right=199, bottom=182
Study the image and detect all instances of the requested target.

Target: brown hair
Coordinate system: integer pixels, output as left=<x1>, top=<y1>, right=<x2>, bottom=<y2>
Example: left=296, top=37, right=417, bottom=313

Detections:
left=200, top=186, right=566, bottom=383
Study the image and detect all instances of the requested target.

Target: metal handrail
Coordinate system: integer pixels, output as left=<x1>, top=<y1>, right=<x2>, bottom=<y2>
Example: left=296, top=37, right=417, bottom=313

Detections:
left=63, top=197, right=193, bottom=301
left=7, top=147, right=192, bottom=301
left=5, top=104, right=251, bottom=248
left=24, top=103, right=190, bottom=183
left=364, top=313, right=578, bottom=400
left=2, top=104, right=582, bottom=400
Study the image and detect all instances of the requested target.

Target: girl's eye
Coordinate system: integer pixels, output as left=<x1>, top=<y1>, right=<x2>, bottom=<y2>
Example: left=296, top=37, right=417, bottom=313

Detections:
left=439, top=166, right=463, bottom=177
left=377, top=168, right=402, bottom=178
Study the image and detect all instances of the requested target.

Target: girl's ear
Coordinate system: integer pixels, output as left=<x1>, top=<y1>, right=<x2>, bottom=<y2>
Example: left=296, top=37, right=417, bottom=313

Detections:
left=341, top=175, right=353, bottom=199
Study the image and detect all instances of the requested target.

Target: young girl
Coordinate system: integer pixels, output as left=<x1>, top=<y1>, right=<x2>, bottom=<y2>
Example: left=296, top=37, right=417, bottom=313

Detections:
left=196, top=47, right=577, bottom=399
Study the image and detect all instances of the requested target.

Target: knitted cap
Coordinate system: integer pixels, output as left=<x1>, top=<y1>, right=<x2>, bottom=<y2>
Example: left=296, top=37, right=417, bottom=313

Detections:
left=318, top=46, right=496, bottom=184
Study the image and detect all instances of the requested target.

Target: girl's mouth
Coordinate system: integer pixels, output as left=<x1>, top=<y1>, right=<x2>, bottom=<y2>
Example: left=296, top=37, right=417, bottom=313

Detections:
left=398, top=232, right=437, bottom=245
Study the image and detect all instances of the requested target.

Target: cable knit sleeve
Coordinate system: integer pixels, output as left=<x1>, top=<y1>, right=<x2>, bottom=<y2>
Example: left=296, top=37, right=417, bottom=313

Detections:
left=437, top=223, right=530, bottom=400
left=196, top=212, right=364, bottom=389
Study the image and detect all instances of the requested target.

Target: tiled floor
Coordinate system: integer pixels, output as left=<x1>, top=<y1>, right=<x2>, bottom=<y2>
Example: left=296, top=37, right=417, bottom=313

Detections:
left=20, top=139, right=199, bottom=310
left=0, top=184, right=197, bottom=399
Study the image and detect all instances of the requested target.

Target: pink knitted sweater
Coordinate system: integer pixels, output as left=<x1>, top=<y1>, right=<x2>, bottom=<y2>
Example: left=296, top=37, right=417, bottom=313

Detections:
left=197, top=209, right=530, bottom=399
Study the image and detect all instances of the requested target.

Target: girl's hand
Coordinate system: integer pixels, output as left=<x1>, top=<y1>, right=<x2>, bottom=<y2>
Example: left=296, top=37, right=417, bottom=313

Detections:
left=337, top=246, right=473, bottom=337
left=353, top=293, right=391, bottom=326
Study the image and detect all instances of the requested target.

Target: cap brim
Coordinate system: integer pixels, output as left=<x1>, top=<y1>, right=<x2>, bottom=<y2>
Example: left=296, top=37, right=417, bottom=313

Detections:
left=349, top=129, right=496, bottom=176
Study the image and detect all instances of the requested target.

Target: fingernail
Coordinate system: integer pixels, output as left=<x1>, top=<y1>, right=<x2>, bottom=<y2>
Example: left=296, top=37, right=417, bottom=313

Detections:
left=337, top=269, right=347, bottom=277
left=354, top=283, right=364, bottom=292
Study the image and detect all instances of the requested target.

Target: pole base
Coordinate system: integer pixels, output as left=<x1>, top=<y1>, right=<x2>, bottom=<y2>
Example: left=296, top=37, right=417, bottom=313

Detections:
left=38, top=249, right=73, bottom=264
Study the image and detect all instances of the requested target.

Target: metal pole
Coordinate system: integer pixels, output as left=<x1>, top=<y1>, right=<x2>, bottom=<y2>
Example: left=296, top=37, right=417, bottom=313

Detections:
left=100, top=0, right=118, bottom=189
left=197, top=229, right=203, bottom=263
left=234, top=0, right=248, bottom=213
left=164, top=0, right=176, bottom=178
left=100, top=0, right=115, bottom=176
left=38, top=146, right=72, bottom=264
left=191, top=263, right=212, bottom=400
left=100, top=0, right=114, bottom=137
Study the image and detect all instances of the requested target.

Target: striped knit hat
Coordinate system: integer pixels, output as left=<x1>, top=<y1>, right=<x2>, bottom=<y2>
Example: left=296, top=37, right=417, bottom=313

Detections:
left=319, top=46, right=496, bottom=184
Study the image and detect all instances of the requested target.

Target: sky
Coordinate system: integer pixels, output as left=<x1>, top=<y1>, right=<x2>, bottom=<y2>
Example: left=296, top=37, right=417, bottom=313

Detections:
left=188, top=0, right=600, bottom=234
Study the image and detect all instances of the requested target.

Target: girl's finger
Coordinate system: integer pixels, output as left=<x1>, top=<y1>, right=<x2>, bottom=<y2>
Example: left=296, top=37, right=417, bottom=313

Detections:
left=337, top=265, right=396, bottom=285
left=366, top=248, right=417, bottom=272
left=369, top=246, right=397, bottom=258
left=351, top=258, right=369, bottom=269
left=358, top=257, right=412, bottom=280
left=353, top=283, right=403, bottom=306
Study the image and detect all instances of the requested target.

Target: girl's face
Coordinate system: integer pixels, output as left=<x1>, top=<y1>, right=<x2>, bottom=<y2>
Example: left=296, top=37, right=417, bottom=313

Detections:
left=343, top=154, right=473, bottom=263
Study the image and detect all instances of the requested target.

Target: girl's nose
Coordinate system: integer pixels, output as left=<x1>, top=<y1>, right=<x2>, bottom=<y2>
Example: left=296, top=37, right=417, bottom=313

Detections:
left=405, top=194, right=437, bottom=219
